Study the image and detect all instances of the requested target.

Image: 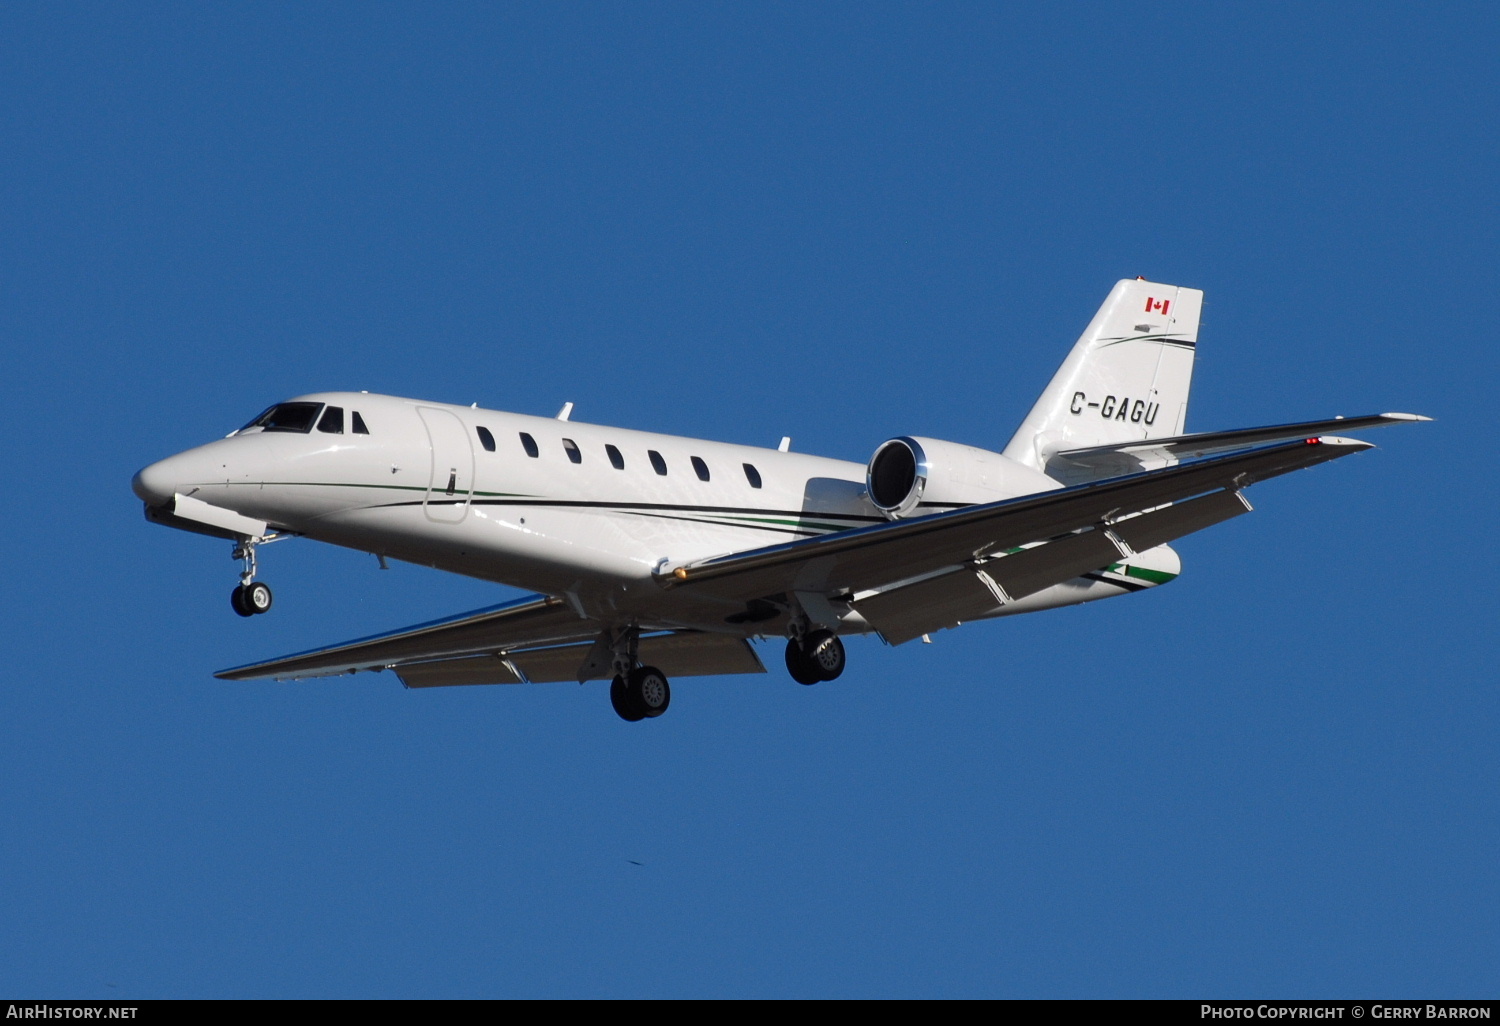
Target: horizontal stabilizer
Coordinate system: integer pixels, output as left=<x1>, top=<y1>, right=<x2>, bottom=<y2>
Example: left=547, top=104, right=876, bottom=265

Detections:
left=1046, top=412, right=1430, bottom=484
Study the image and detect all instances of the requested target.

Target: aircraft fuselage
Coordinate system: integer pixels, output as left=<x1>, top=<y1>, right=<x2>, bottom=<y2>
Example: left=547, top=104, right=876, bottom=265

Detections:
left=133, top=391, right=1167, bottom=634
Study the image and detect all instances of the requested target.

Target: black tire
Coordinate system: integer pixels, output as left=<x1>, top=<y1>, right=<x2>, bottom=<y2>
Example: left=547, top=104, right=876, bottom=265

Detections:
left=804, top=630, right=846, bottom=681
left=230, top=585, right=254, bottom=618
left=610, top=675, right=645, bottom=722
left=628, top=666, right=671, bottom=718
left=244, top=581, right=273, bottom=615
left=785, top=639, right=822, bottom=685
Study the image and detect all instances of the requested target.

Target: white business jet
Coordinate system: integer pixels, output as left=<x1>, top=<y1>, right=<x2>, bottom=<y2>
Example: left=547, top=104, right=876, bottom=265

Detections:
left=133, top=279, right=1426, bottom=721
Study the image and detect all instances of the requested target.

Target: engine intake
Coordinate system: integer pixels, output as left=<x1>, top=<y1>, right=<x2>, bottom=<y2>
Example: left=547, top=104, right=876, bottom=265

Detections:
left=866, top=435, right=1062, bottom=519
left=867, top=437, right=929, bottom=517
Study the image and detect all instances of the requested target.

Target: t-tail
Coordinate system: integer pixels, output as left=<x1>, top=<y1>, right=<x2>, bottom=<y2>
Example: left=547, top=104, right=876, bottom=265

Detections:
left=1003, top=278, right=1203, bottom=474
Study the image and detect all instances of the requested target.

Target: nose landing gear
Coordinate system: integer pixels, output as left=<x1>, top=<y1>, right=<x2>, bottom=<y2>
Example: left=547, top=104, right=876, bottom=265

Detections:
left=229, top=536, right=274, bottom=617
left=231, top=581, right=273, bottom=617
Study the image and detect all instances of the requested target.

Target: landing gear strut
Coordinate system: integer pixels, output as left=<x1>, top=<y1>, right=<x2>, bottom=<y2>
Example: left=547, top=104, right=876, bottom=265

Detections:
left=230, top=537, right=273, bottom=617
left=605, top=628, right=671, bottom=721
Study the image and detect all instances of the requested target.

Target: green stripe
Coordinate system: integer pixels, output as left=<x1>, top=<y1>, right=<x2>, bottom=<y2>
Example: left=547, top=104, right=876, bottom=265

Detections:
left=621, top=510, right=821, bottom=537
left=1106, top=561, right=1178, bottom=584
left=237, top=481, right=538, bottom=498
left=710, top=513, right=859, bottom=533
left=233, top=481, right=862, bottom=530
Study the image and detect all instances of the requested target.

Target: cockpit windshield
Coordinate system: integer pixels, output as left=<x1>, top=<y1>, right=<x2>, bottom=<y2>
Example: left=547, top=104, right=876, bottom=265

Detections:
left=239, top=402, right=325, bottom=434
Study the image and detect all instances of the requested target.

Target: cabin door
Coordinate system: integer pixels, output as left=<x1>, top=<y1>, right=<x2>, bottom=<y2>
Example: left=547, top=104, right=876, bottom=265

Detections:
left=417, top=407, right=475, bottom=524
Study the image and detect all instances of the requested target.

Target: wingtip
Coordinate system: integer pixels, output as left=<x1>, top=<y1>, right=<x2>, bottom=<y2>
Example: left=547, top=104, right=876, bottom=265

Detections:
left=1380, top=412, right=1433, bottom=422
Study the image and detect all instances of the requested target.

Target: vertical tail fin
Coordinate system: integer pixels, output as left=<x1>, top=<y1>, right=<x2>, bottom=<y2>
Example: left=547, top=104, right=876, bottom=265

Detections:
left=1003, top=279, right=1202, bottom=472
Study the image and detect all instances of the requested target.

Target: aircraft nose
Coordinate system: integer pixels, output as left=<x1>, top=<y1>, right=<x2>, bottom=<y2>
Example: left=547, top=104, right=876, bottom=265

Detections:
left=132, top=459, right=178, bottom=506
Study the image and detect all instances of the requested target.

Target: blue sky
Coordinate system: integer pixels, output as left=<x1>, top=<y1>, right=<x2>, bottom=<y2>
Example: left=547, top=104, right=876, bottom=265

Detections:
left=2, top=2, right=1495, bottom=998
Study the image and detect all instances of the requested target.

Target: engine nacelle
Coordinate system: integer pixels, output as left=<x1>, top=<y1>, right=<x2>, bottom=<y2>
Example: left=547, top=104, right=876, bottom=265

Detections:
left=866, top=436, right=1061, bottom=519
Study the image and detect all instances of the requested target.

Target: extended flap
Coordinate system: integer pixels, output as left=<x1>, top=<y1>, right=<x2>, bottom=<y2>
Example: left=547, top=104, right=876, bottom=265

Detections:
left=395, top=631, right=767, bottom=687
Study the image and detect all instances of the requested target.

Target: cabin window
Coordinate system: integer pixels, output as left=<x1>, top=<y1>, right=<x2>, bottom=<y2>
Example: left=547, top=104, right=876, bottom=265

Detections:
left=606, top=444, right=625, bottom=470
left=476, top=426, right=496, bottom=452
left=351, top=411, right=369, bottom=434
left=246, top=402, right=323, bottom=434
left=743, top=463, right=762, bottom=488
left=316, top=406, right=344, bottom=434
left=520, top=432, right=539, bottom=458
left=691, top=456, right=710, bottom=482
left=562, top=438, right=582, bottom=464
left=648, top=450, right=668, bottom=476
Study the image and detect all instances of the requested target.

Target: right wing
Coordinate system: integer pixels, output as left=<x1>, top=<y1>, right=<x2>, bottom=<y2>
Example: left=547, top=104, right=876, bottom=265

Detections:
left=657, top=435, right=1379, bottom=609
left=1046, top=412, right=1429, bottom=484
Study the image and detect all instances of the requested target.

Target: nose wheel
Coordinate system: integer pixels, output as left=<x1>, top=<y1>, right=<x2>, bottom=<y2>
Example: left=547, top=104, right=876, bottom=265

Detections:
left=229, top=536, right=275, bottom=616
left=231, top=581, right=273, bottom=617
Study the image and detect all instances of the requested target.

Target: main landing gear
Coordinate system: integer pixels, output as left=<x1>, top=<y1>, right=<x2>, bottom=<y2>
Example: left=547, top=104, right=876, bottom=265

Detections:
left=782, top=597, right=848, bottom=685
left=229, top=536, right=273, bottom=617
left=610, top=666, right=671, bottom=722
left=785, top=629, right=846, bottom=685
left=605, top=628, right=671, bottom=722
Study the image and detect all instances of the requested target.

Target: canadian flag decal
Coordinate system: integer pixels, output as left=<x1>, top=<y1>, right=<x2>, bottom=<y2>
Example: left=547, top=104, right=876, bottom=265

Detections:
left=1145, top=297, right=1171, bottom=316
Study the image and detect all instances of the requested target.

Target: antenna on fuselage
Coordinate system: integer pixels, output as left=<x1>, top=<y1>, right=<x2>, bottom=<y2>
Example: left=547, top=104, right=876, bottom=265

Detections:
left=557, top=402, right=574, bottom=421
left=778, top=436, right=791, bottom=452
